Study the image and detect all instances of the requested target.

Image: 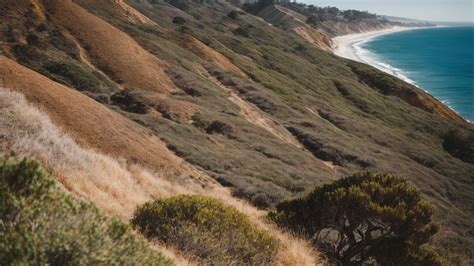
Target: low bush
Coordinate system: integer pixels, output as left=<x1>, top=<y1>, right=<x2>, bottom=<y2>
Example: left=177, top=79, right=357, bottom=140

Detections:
left=131, top=195, right=278, bottom=265
left=42, top=61, right=115, bottom=93
left=111, top=89, right=149, bottom=114
left=172, top=16, right=186, bottom=25
left=227, top=10, right=239, bottom=20
left=206, top=120, right=233, bottom=135
left=443, top=129, right=474, bottom=163
left=269, top=172, right=441, bottom=265
left=167, top=0, right=189, bottom=11
left=0, top=158, right=171, bottom=265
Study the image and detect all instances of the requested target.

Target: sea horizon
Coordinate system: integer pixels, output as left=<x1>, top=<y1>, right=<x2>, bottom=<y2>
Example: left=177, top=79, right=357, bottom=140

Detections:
left=351, top=26, right=473, bottom=122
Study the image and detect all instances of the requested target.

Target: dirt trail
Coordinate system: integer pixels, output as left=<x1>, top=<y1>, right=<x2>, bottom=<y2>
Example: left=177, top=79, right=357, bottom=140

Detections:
left=42, top=0, right=175, bottom=93
left=195, top=65, right=303, bottom=148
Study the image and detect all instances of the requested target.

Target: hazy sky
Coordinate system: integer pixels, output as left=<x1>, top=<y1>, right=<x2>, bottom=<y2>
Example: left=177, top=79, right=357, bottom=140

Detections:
left=298, top=0, right=474, bottom=22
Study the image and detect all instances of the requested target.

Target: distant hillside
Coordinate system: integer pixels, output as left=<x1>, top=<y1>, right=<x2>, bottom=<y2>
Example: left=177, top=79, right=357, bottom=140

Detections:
left=379, top=15, right=436, bottom=26
left=246, top=1, right=431, bottom=50
left=0, top=0, right=472, bottom=264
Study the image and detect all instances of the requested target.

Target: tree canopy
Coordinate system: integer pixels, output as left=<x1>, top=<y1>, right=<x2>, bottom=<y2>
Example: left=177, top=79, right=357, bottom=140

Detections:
left=269, top=172, right=441, bottom=265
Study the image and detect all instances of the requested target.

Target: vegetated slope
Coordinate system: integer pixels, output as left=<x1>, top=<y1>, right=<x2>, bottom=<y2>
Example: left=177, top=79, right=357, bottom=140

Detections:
left=0, top=56, right=187, bottom=174
left=0, top=68, right=320, bottom=265
left=261, top=2, right=420, bottom=38
left=0, top=87, right=193, bottom=217
left=258, top=5, right=333, bottom=50
left=317, top=19, right=399, bottom=37
left=0, top=0, right=473, bottom=261
left=88, top=1, right=474, bottom=260
left=42, top=0, right=175, bottom=93
left=72, top=0, right=158, bottom=25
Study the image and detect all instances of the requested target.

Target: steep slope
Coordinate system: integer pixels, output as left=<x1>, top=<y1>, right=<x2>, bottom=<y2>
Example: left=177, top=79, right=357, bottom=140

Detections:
left=317, top=19, right=398, bottom=37
left=41, top=0, right=175, bottom=93
left=0, top=0, right=473, bottom=262
left=0, top=55, right=321, bottom=265
left=0, top=55, right=185, bottom=173
left=113, top=2, right=474, bottom=260
left=349, top=62, right=465, bottom=122
left=258, top=5, right=333, bottom=50
left=74, top=0, right=158, bottom=25
left=180, top=34, right=247, bottom=77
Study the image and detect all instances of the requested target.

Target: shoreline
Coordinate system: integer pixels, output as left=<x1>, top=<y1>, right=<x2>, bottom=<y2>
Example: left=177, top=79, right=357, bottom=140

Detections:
left=332, top=26, right=422, bottom=85
left=332, top=26, right=417, bottom=61
left=332, top=26, right=471, bottom=123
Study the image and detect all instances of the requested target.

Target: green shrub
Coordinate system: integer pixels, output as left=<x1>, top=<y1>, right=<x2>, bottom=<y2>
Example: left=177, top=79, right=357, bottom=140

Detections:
left=269, top=172, right=441, bottom=265
left=227, top=10, right=239, bottom=20
left=172, top=16, right=186, bottom=25
left=443, top=129, right=474, bottom=163
left=166, top=0, right=189, bottom=11
left=131, top=195, right=278, bottom=265
left=42, top=61, right=115, bottom=93
left=0, top=158, right=171, bottom=265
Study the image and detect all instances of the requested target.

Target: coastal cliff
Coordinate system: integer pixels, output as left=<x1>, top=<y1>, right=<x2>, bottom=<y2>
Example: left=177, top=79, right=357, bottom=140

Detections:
left=257, top=4, right=400, bottom=49
left=258, top=5, right=333, bottom=50
left=317, top=19, right=397, bottom=37
left=348, top=62, right=466, bottom=123
left=0, top=0, right=472, bottom=263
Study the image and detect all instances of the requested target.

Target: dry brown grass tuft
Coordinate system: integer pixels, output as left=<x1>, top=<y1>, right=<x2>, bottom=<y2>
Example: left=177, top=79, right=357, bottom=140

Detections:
left=0, top=88, right=322, bottom=265
left=0, top=89, right=187, bottom=217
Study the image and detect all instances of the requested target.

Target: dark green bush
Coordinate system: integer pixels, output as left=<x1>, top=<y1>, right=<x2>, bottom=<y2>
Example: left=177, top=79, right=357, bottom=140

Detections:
left=206, top=120, right=233, bottom=135
left=167, top=0, right=189, bottom=11
left=172, top=16, right=186, bottom=25
left=306, top=15, right=320, bottom=25
left=269, top=172, right=441, bottom=265
left=443, top=129, right=474, bottom=163
left=227, top=10, right=239, bottom=20
left=0, top=158, right=171, bottom=265
left=131, top=195, right=278, bottom=265
left=42, top=61, right=115, bottom=93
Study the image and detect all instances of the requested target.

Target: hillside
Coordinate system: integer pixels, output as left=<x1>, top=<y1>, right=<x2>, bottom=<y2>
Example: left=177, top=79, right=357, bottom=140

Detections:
left=0, top=0, right=473, bottom=264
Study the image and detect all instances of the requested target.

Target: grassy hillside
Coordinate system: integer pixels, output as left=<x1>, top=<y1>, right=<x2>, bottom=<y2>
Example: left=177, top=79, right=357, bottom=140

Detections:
left=0, top=0, right=472, bottom=262
left=0, top=88, right=319, bottom=264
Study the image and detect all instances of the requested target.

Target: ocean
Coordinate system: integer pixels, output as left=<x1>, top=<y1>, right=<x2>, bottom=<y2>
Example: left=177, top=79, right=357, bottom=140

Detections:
left=353, top=26, right=473, bottom=122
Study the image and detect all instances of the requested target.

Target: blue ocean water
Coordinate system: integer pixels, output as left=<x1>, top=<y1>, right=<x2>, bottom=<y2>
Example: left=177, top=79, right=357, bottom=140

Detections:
left=353, top=26, right=473, bottom=122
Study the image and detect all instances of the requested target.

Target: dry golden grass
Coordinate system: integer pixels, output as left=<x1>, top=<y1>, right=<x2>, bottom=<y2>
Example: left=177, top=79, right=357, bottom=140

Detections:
left=181, top=35, right=248, bottom=77
left=42, top=0, right=175, bottom=93
left=75, top=0, right=158, bottom=26
left=0, top=88, right=196, bottom=264
left=0, top=55, right=186, bottom=174
left=0, top=89, right=182, bottom=216
left=0, top=87, right=322, bottom=265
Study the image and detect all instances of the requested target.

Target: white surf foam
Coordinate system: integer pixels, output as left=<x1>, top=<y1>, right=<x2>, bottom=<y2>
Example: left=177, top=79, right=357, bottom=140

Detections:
left=352, top=37, right=418, bottom=86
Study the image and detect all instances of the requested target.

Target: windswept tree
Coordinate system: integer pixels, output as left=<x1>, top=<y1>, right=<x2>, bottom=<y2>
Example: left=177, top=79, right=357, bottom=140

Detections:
left=269, top=172, right=441, bottom=265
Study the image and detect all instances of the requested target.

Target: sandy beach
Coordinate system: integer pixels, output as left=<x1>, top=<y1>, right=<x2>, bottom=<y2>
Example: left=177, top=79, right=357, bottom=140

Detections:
left=332, top=27, right=415, bottom=61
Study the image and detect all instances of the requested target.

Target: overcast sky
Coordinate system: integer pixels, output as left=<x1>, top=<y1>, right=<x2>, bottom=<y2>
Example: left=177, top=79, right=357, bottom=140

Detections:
left=298, top=0, right=474, bottom=22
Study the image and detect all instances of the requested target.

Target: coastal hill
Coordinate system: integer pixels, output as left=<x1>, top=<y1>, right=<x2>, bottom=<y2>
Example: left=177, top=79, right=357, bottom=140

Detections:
left=0, top=0, right=472, bottom=264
